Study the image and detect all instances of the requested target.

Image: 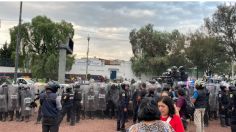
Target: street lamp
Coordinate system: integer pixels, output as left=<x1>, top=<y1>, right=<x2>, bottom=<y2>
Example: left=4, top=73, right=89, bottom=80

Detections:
left=86, top=34, right=90, bottom=80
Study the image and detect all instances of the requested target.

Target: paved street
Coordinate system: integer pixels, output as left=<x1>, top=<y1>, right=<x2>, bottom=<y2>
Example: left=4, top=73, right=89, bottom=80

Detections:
left=0, top=117, right=231, bottom=132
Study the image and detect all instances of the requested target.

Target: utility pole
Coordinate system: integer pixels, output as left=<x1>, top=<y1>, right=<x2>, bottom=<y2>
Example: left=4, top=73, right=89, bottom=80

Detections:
left=86, top=34, right=90, bottom=80
left=14, top=1, right=22, bottom=84
left=232, top=60, right=235, bottom=80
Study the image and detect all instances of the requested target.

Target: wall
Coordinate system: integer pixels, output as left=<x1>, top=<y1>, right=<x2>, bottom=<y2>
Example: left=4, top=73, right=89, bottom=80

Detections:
left=67, top=58, right=138, bottom=81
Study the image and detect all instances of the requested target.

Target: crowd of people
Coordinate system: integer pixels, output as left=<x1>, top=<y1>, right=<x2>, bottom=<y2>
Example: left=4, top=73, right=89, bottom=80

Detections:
left=1, top=71, right=236, bottom=132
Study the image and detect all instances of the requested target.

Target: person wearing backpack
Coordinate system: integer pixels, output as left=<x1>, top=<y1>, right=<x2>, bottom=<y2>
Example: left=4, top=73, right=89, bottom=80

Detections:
left=191, top=80, right=207, bottom=132
left=176, top=88, right=188, bottom=130
left=40, top=81, right=62, bottom=132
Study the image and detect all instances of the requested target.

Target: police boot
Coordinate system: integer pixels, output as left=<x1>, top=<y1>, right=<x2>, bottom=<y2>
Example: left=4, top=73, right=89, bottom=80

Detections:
left=109, top=109, right=112, bottom=119
left=133, top=118, right=136, bottom=124
left=25, top=116, right=29, bottom=122
left=76, top=115, right=80, bottom=123
left=20, top=116, right=24, bottom=122
left=91, top=112, right=94, bottom=120
left=220, top=115, right=226, bottom=127
left=2, top=114, right=6, bottom=122
left=16, top=111, right=20, bottom=122
left=67, top=116, right=70, bottom=122
left=0, top=112, right=2, bottom=121
left=70, top=121, right=75, bottom=126
left=9, top=112, right=13, bottom=121
left=120, top=124, right=125, bottom=132
left=226, top=117, right=230, bottom=126
left=117, top=121, right=120, bottom=131
left=101, top=110, right=105, bottom=119
left=89, top=111, right=92, bottom=119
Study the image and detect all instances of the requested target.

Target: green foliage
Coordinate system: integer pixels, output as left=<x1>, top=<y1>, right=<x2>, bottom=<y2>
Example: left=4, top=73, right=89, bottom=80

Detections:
left=45, top=54, right=58, bottom=80
left=185, top=31, right=231, bottom=74
left=130, top=23, right=231, bottom=76
left=8, top=15, right=75, bottom=80
left=130, top=24, right=188, bottom=76
left=205, top=3, right=236, bottom=60
left=0, top=42, right=15, bottom=66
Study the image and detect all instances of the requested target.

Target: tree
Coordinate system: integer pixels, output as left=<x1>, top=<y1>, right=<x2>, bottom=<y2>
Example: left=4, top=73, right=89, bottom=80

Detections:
left=185, top=30, right=231, bottom=76
left=129, top=24, right=190, bottom=76
left=0, top=42, right=15, bottom=66
left=205, top=3, right=236, bottom=60
left=9, top=15, right=75, bottom=80
left=167, top=30, right=191, bottom=68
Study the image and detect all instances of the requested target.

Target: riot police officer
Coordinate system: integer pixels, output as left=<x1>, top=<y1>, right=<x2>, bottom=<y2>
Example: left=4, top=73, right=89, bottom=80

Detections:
left=8, top=85, right=20, bottom=121
left=132, top=82, right=142, bottom=124
left=20, top=85, right=34, bottom=122
left=117, top=82, right=129, bottom=131
left=97, top=83, right=106, bottom=119
left=106, top=83, right=119, bottom=119
left=0, top=82, right=8, bottom=122
left=171, top=66, right=180, bottom=86
left=218, top=85, right=230, bottom=127
left=59, top=86, right=75, bottom=126
left=179, top=66, right=188, bottom=81
left=73, top=83, right=82, bottom=123
left=86, top=86, right=96, bottom=119
left=40, top=81, right=61, bottom=132
left=229, top=85, right=236, bottom=131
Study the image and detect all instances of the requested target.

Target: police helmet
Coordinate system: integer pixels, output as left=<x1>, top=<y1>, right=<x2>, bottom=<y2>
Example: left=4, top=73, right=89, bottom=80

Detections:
left=179, top=66, right=184, bottom=71
left=121, top=81, right=129, bottom=90
left=172, top=66, right=178, bottom=71
left=66, top=85, right=73, bottom=91
left=46, top=81, right=60, bottom=93
left=74, top=83, right=80, bottom=89
left=220, top=84, right=227, bottom=91
left=229, top=85, right=236, bottom=91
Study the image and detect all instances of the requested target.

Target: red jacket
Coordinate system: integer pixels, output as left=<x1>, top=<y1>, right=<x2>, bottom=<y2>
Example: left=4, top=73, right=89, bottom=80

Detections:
left=161, top=114, right=185, bottom=132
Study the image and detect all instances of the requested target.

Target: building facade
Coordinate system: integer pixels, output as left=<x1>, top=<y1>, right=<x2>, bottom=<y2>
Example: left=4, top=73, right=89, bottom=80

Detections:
left=67, top=58, right=138, bottom=81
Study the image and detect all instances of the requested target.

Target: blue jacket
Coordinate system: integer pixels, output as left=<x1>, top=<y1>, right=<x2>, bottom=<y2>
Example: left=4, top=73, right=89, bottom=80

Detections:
left=40, top=92, right=60, bottom=118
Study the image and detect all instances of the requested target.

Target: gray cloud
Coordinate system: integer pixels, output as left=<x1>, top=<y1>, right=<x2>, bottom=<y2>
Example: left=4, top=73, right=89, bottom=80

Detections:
left=0, top=1, right=224, bottom=60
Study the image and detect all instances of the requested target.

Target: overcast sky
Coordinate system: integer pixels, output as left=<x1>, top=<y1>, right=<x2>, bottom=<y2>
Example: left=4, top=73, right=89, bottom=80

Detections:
left=0, top=1, right=231, bottom=61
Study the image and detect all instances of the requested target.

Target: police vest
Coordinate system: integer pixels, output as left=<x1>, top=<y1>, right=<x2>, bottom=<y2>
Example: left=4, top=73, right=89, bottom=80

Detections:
left=98, top=90, right=106, bottom=99
left=195, top=90, right=207, bottom=108
left=24, top=97, right=32, bottom=111
left=88, top=94, right=95, bottom=100
left=230, top=91, right=236, bottom=111
left=40, top=93, right=58, bottom=118
left=74, top=90, right=82, bottom=101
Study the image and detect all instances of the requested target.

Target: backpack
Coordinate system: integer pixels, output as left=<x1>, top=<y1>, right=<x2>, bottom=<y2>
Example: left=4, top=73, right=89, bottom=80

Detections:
left=184, top=98, right=195, bottom=119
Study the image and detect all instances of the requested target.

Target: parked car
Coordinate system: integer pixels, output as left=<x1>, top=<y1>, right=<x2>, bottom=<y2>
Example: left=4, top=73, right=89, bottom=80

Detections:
left=13, top=77, right=35, bottom=85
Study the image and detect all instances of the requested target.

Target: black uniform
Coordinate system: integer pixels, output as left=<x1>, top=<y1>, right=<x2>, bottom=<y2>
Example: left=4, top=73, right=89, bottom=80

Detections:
left=58, top=87, right=75, bottom=126
left=132, top=88, right=141, bottom=124
left=218, top=86, right=230, bottom=127
left=73, top=85, right=82, bottom=123
left=117, top=84, right=129, bottom=131
left=229, top=86, right=236, bottom=131
left=97, top=87, right=106, bottom=119
left=204, top=88, right=210, bottom=127
left=106, top=84, right=119, bottom=119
